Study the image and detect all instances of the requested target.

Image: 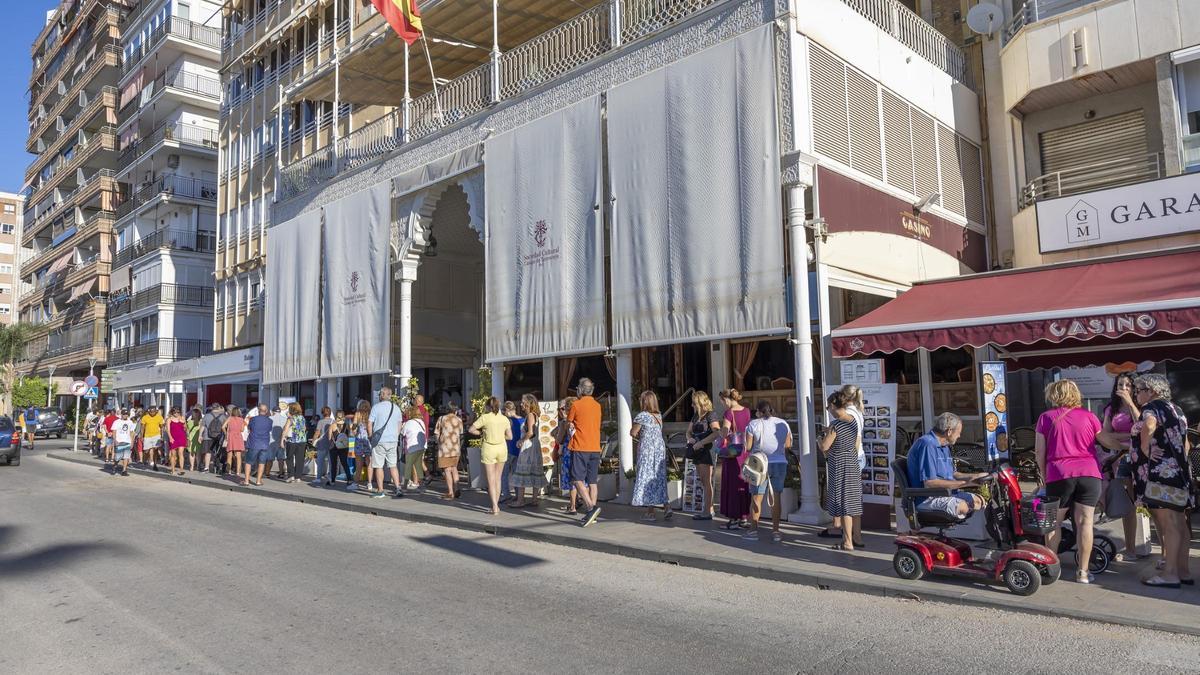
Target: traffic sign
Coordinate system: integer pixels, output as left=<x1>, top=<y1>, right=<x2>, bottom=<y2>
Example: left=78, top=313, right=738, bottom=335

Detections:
left=83, top=387, right=99, bottom=400
left=85, top=375, right=99, bottom=387
left=70, top=381, right=87, bottom=396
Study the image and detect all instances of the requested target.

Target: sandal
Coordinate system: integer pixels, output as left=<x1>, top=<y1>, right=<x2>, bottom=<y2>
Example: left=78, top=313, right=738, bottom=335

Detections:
left=853, top=540, right=866, bottom=549
left=722, top=520, right=743, bottom=531
left=831, top=543, right=854, bottom=551
left=1142, top=576, right=1181, bottom=588
left=817, top=528, right=843, bottom=539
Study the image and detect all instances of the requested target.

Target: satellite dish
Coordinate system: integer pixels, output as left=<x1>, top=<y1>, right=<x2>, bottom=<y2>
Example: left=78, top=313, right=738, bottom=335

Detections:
left=966, top=2, right=1003, bottom=35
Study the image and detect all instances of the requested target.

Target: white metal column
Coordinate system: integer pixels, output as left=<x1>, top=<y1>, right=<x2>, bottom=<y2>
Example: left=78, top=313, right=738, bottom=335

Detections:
left=616, top=350, right=633, bottom=473
left=396, top=258, right=419, bottom=384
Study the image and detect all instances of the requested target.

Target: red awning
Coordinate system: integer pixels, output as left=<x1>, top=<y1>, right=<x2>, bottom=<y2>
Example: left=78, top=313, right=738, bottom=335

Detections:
left=832, top=249, right=1200, bottom=357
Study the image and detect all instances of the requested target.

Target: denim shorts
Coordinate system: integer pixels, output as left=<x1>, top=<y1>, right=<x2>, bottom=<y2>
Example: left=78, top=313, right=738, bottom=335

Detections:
left=919, top=491, right=975, bottom=517
left=114, top=444, right=132, bottom=461
left=570, top=452, right=601, bottom=484
left=750, top=462, right=788, bottom=495
left=248, top=447, right=274, bottom=466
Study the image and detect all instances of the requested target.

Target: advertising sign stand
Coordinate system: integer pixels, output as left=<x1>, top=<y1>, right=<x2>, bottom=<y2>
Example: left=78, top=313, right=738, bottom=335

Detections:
left=980, top=362, right=1009, bottom=464
left=827, top=383, right=898, bottom=530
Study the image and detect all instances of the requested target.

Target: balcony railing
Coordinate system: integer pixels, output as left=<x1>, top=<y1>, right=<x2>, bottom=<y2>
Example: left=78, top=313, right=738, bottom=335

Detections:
left=108, top=282, right=213, bottom=318
left=1004, top=0, right=1097, bottom=44
left=119, top=122, right=220, bottom=166
left=122, top=17, right=222, bottom=74
left=108, top=337, right=213, bottom=367
left=1018, top=152, right=1165, bottom=209
left=281, top=0, right=974, bottom=199
left=116, top=175, right=218, bottom=220
left=112, top=227, right=217, bottom=269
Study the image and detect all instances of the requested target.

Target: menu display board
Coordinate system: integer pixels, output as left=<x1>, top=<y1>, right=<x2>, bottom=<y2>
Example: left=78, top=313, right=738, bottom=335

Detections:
left=840, top=359, right=884, bottom=385
left=980, top=361, right=1008, bottom=462
left=537, top=402, right=559, bottom=466
left=828, top=383, right=898, bottom=505
left=681, top=459, right=704, bottom=513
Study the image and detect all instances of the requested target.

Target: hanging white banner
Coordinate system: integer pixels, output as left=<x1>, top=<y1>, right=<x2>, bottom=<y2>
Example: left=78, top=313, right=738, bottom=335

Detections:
left=484, top=95, right=606, bottom=362
left=263, top=209, right=323, bottom=384
left=322, top=182, right=392, bottom=379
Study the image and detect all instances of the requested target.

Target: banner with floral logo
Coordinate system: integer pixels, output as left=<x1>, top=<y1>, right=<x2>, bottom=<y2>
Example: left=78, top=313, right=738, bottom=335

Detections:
left=483, top=95, right=606, bottom=362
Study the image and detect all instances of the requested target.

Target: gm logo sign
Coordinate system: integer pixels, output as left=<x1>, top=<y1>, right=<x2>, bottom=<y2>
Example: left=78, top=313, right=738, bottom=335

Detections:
left=1065, top=200, right=1099, bottom=244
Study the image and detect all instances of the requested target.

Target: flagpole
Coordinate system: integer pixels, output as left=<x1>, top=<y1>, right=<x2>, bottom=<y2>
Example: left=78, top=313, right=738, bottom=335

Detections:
left=421, top=35, right=444, bottom=123
left=402, top=40, right=411, bottom=144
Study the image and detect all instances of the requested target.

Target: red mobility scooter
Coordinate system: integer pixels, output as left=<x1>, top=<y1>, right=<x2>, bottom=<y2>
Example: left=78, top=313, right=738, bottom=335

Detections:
left=891, top=458, right=1061, bottom=596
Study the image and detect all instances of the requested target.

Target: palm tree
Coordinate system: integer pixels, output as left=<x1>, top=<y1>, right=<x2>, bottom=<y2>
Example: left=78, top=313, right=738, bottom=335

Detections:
left=0, top=324, right=32, bottom=416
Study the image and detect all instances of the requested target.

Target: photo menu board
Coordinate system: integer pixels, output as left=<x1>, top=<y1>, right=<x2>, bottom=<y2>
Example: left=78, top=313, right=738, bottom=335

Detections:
left=828, top=383, right=898, bottom=505
left=980, top=361, right=1008, bottom=462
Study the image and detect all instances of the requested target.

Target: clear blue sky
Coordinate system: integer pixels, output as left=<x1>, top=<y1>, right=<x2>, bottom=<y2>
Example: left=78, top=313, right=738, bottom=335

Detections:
left=1, top=3, right=62, bottom=195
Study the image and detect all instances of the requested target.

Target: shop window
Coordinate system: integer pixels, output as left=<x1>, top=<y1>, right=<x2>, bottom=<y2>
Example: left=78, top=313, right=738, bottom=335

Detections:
left=633, top=343, right=709, bottom=421
left=558, top=355, right=616, bottom=400
left=504, top=362, right=543, bottom=402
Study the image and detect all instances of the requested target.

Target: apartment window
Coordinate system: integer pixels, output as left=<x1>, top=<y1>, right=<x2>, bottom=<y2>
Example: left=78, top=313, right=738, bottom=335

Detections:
left=3, top=204, right=13, bottom=214
left=0, top=285, right=10, bottom=295
left=1, top=224, right=12, bottom=235
left=0, top=306, right=11, bottom=316
left=134, top=315, right=158, bottom=343
left=1177, top=57, right=1200, bottom=170
left=178, top=1, right=191, bottom=21
left=0, top=264, right=12, bottom=275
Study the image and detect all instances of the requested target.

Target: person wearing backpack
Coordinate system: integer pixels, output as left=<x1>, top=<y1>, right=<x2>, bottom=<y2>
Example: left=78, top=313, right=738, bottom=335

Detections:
left=200, top=403, right=227, bottom=473
left=744, top=401, right=792, bottom=543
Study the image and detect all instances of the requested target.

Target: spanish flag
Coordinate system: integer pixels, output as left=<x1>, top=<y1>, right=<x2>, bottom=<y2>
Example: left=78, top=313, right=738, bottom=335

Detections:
left=372, top=0, right=423, bottom=45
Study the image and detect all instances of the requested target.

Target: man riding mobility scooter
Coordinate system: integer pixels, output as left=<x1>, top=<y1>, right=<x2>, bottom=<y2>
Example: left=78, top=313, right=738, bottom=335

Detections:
left=892, top=457, right=1061, bottom=596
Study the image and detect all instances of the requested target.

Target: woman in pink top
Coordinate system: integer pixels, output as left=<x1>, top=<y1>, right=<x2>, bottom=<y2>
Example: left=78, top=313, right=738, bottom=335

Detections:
left=166, top=407, right=188, bottom=476
left=1101, top=372, right=1142, bottom=561
left=1035, top=379, right=1102, bottom=584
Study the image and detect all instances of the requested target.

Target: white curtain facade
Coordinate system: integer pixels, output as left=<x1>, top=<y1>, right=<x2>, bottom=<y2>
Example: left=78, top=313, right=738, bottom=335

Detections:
left=263, top=209, right=323, bottom=384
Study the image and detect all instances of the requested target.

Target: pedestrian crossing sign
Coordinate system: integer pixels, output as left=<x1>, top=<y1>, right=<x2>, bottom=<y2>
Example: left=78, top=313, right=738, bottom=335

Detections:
left=83, top=387, right=99, bottom=400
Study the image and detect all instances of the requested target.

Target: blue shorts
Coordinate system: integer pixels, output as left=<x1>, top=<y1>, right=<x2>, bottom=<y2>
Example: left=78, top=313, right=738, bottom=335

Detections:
left=248, top=447, right=274, bottom=466
left=570, top=451, right=601, bottom=485
left=274, top=446, right=287, bottom=460
left=750, top=462, right=788, bottom=495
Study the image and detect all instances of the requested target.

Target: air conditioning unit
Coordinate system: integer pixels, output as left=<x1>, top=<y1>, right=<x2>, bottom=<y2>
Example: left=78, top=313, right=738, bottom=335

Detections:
left=167, top=154, right=180, bottom=169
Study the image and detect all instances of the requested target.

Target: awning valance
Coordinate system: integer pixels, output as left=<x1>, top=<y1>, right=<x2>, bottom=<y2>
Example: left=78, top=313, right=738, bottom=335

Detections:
left=832, top=249, right=1200, bottom=357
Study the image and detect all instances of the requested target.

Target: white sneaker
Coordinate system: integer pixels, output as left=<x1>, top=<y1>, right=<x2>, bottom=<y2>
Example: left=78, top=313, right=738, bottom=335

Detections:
left=1076, top=571, right=1094, bottom=584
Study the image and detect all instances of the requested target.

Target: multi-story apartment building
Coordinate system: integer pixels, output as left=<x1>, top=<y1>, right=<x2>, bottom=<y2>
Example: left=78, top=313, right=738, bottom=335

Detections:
left=20, top=0, right=130, bottom=403
left=0, top=193, right=27, bottom=326
left=240, top=0, right=982, bottom=523
left=104, top=0, right=222, bottom=409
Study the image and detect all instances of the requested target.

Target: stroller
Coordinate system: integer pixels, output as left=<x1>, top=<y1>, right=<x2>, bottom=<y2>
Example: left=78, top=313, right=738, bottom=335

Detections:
left=209, top=434, right=229, bottom=475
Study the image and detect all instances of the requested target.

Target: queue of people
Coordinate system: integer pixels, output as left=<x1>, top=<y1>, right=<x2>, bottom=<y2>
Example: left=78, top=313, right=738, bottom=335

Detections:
left=79, top=373, right=1195, bottom=583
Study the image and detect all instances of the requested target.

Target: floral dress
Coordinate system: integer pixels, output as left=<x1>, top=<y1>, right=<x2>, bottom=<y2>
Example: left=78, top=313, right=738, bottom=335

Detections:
left=510, top=415, right=548, bottom=489
left=1132, top=399, right=1192, bottom=512
left=632, top=411, right=668, bottom=507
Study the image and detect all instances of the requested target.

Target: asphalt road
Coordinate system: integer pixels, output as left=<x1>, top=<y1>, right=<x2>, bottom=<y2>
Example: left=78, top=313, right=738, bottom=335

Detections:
left=4, top=444, right=1200, bottom=674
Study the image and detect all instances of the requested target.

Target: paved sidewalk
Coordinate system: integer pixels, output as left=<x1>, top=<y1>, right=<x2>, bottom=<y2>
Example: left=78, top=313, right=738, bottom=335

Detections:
left=49, top=451, right=1200, bottom=636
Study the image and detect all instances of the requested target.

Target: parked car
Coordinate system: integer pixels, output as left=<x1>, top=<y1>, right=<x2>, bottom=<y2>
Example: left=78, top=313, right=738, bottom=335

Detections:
left=25, top=407, right=66, bottom=439
left=0, top=416, right=21, bottom=466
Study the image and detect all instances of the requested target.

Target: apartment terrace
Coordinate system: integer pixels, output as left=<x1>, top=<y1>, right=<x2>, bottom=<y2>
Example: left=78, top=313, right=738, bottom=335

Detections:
left=25, top=169, right=121, bottom=235
left=118, top=121, right=220, bottom=168
left=22, top=212, right=116, bottom=278
left=108, top=282, right=212, bottom=319
left=29, top=5, right=123, bottom=111
left=121, top=16, right=222, bottom=77
left=112, top=227, right=217, bottom=270
left=119, top=69, right=221, bottom=118
left=26, top=128, right=119, bottom=208
left=108, top=337, right=212, bottom=368
left=28, top=46, right=122, bottom=151
left=279, top=0, right=974, bottom=199
left=115, top=174, right=219, bottom=223
left=26, top=87, right=119, bottom=184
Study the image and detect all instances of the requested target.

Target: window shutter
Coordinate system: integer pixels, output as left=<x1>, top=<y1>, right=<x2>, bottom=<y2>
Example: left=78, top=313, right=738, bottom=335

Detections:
left=846, top=69, right=883, bottom=181
left=809, top=44, right=850, bottom=166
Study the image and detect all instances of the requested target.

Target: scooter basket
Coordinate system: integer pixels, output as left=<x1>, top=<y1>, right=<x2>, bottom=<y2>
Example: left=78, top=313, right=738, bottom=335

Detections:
left=1019, top=496, right=1060, bottom=533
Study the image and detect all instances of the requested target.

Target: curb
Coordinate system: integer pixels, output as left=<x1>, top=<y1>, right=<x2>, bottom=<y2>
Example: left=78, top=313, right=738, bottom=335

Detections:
left=46, top=452, right=1200, bottom=637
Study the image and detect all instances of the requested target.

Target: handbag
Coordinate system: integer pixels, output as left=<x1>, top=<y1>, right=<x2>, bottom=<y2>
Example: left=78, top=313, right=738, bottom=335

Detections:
left=1102, top=477, right=1134, bottom=519
left=719, top=410, right=746, bottom=459
left=1144, top=479, right=1190, bottom=509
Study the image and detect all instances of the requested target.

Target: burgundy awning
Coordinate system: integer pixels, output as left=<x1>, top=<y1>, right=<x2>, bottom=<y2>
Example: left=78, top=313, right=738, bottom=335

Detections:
left=832, top=250, right=1200, bottom=357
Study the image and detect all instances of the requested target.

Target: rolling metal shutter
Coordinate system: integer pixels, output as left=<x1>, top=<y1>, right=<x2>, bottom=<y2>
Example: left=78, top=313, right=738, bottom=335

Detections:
left=1038, top=110, right=1147, bottom=175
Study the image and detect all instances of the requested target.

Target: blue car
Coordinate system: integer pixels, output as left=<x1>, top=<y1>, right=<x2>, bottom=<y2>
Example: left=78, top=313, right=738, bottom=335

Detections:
left=0, top=416, right=21, bottom=466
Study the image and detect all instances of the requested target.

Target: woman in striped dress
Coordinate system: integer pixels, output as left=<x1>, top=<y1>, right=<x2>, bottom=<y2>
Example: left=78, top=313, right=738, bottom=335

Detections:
left=819, top=390, right=863, bottom=552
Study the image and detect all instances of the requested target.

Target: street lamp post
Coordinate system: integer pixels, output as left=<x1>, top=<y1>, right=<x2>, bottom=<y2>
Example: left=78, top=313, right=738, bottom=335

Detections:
left=47, top=365, right=56, bottom=407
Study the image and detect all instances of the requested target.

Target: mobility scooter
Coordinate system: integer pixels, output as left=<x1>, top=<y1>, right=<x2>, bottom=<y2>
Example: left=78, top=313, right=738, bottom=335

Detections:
left=891, top=458, right=1061, bottom=596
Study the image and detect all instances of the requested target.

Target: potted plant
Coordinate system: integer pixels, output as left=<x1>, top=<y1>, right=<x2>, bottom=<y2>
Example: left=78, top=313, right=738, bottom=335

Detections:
left=780, top=469, right=801, bottom=514
left=616, top=467, right=637, bottom=504
left=597, top=460, right=618, bottom=501
left=666, top=467, right=684, bottom=509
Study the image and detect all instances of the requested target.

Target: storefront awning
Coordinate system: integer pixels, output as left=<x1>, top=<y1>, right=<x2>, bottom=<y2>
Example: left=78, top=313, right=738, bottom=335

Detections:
left=832, top=249, right=1200, bottom=357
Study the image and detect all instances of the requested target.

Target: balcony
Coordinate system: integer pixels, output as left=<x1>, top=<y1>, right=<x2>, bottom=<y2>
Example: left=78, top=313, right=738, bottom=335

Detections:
left=116, top=174, right=218, bottom=221
left=280, top=0, right=975, bottom=199
left=122, top=16, right=221, bottom=76
left=26, top=127, right=118, bottom=204
left=108, top=282, right=213, bottom=319
left=26, top=88, right=118, bottom=184
left=21, top=212, right=116, bottom=276
left=1004, top=0, right=1097, bottom=44
left=112, top=227, right=216, bottom=270
left=29, top=5, right=122, bottom=111
left=118, top=122, right=220, bottom=167
left=25, top=169, right=120, bottom=234
left=108, top=337, right=212, bottom=367
left=1018, top=152, right=1165, bottom=209
left=27, top=46, right=122, bottom=150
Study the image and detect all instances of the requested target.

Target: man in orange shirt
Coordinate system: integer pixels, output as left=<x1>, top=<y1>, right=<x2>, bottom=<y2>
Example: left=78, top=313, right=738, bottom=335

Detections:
left=568, top=377, right=603, bottom=527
